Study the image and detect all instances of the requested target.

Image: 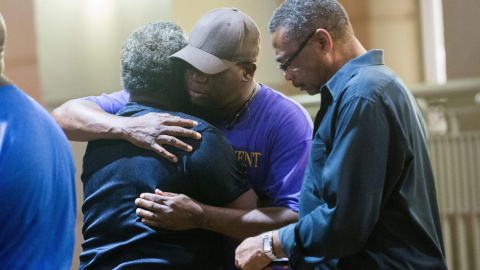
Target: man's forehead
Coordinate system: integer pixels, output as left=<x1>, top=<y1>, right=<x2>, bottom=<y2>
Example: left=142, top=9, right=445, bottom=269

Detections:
left=271, top=27, right=294, bottom=61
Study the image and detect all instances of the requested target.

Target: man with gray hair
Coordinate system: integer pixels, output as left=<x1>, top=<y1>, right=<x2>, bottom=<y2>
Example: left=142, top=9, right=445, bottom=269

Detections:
left=79, top=22, right=255, bottom=269
left=235, top=0, right=447, bottom=269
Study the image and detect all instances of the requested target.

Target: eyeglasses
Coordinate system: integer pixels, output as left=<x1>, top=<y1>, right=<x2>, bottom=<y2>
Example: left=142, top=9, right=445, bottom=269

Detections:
left=277, top=31, right=316, bottom=72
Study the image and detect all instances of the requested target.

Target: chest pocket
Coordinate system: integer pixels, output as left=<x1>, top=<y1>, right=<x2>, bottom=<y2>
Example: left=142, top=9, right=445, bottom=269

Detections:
left=299, top=140, right=328, bottom=215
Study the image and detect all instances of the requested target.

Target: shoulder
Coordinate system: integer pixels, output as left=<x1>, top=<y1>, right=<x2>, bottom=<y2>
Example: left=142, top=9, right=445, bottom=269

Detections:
left=343, top=64, right=402, bottom=103
left=0, top=85, right=74, bottom=172
left=1, top=85, right=66, bottom=132
left=0, top=85, right=29, bottom=105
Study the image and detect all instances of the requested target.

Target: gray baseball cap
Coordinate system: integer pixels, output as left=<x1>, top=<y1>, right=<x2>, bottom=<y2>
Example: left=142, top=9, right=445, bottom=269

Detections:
left=171, top=8, right=260, bottom=74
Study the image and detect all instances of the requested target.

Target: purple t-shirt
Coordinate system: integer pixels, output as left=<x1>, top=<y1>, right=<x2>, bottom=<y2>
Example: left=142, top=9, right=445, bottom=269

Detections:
left=83, top=84, right=312, bottom=211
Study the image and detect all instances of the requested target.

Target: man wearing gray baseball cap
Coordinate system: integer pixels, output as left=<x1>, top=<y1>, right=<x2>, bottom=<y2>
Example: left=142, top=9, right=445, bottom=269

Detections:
left=53, top=7, right=313, bottom=268
left=169, top=8, right=261, bottom=117
left=136, top=8, right=312, bottom=269
left=171, top=8, right=260, bottom=74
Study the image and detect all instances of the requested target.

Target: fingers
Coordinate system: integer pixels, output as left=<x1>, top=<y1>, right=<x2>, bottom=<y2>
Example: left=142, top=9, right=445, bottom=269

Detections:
left=155, top=189, right=178, bottom=197
left=149, top=143, right=178, bottom=162
left=160, top=115, right=198, bottom=128
left=141, top=217, right=170, bottom=229
left=138, top=193, right=169, bottom=203
left=124, top=113, right=201, bottom=161
left=151, top=134, right=197, bottom=162
left=155, top=114, right=202, bottom=139
left=135, top=198, right=167, bottom=211
left=136, top=196, right=181, bottom=230
left=162, top=126, right=202, bottom=140
left=153, top=127, right=201, bottom=147
left=155, top=135, right=193, bottom=152
left=136, top=207, right=164, bottom=220
left=140, top=218, right=161, bottom=228
left=135, top=208, right=172, bottom=230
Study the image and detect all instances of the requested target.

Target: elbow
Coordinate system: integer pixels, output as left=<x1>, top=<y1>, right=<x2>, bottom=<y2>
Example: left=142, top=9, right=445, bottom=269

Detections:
left=51, top=104, right=68, bottom=129
left=50, top=100, right=83, bottom=140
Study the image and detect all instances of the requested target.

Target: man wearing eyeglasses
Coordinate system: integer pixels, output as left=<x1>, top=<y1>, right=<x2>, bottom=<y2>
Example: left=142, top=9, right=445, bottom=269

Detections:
left=235, top=0, right=447, bottom=269
left=52, top=8, right=312, bottom=269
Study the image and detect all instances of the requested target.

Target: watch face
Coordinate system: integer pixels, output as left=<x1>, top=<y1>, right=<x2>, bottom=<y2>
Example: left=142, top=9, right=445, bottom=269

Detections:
left=263, top=237, right=272, bottom=252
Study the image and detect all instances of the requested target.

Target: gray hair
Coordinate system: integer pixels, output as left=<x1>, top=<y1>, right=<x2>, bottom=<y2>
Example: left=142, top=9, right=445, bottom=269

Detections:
left=121, top=22, right=187, bottom=100
left=268, top=0, right=353, bottom=44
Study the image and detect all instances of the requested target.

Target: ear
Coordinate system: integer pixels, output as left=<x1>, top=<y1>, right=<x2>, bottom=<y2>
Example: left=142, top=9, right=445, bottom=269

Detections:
left=241, top=63, right=257, bottom=81
left=313, top=28, right=333, bottom=53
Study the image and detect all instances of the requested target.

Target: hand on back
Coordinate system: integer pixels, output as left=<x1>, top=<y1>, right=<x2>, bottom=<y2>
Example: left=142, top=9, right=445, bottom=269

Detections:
left=121, top=113, right=201, bottom=162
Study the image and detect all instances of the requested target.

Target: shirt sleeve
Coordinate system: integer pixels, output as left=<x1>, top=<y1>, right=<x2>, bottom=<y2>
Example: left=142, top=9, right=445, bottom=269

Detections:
left=280, top=97, right=393, bottom=268
left=81, top=90, right=130, bottom=114
left=262, top=106, right=313, bottom=212
left=188, top=127, right=252, bottom=207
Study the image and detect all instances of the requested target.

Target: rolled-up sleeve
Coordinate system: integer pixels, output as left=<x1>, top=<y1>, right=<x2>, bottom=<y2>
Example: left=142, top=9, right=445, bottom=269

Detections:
left=82, top=90, right=130, bottom=115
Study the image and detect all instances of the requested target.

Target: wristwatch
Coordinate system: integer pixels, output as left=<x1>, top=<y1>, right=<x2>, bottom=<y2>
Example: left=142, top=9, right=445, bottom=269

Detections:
left=262, top=231, right=278, bottom=260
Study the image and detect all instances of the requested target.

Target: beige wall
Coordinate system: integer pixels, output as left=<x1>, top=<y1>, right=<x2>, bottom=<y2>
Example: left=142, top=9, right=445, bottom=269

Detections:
left=35, top=0, right=174, bottom=106
left=443, top=0, right=480, bottom=80
left=368, top=0, right=423, bottom=85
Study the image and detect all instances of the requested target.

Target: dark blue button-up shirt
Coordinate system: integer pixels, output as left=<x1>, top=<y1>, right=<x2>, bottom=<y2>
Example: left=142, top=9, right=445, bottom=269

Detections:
left=279, top=50, right=447, bottom=269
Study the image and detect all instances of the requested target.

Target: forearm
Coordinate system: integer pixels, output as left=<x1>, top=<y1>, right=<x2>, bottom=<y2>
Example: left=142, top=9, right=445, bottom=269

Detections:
left=272, top=230, right=287, bottom=258
left=52, top=99, right=126, bottom=141
left=200, top=205, right=298, bottom=241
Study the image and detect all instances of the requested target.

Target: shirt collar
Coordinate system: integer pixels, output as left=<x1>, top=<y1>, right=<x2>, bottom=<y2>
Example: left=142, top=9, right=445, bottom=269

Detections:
left=320, top=49, right=385, bottom=101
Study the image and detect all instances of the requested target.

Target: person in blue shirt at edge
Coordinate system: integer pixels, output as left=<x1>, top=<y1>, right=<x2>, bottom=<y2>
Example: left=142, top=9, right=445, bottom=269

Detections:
left=235, top=0, right=448, bottom=269
left=79, top=21, right=257, bottom=269
left=52, top=8, right=312, bottom=269
left=0, top=12, right=76, bottom=269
